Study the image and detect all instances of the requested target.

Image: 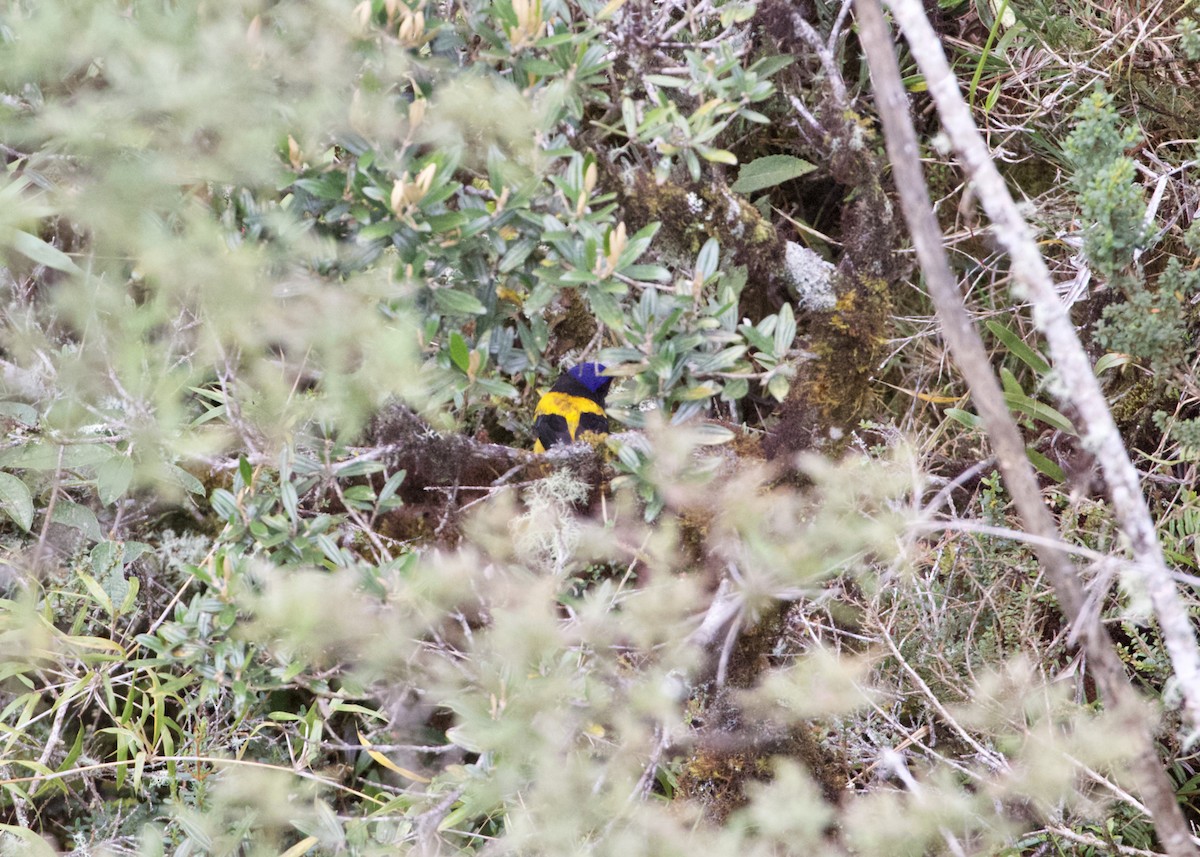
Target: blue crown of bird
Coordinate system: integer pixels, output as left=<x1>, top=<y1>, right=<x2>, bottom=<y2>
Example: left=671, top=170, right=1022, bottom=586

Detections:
left=533, top=362, right=613, bottom=453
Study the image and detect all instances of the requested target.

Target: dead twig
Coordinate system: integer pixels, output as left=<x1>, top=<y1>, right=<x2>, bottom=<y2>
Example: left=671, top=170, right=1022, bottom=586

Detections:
left=881, top=0, right=1200, bottom=744
left=855, top=2, right=1199, bottom=853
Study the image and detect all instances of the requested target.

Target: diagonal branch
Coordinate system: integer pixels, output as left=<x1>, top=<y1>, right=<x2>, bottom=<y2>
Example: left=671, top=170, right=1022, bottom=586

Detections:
left=879, top=0, right=1200, bottom=742
left=854, top=2, right=1198, bottom=854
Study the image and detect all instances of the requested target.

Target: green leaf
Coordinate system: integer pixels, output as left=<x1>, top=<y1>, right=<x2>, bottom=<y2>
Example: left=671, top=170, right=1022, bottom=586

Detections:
left=1094, top=352, right=1132, bottom=374
left=690, top=423, right=736, bottom=445
left=432, top=289, right=487, bottom=315
left=560, top=269, right=599, bottom=285
left=378, top=470, right=407, bottom=506
left=679, top=383, right=721, bottom=400
left=426, top=212, right=470, bottom=233
left=999, top=366, right=1024, bottom=397
left=281, top=481, right=299, bottom=522
left=124, top=542, right=151, bottom=564
left=986, top=320, right=1050, bottom=375
left=695, top=238, right=720, bottom=282
left=211, top=488, right=240, bottom=522
left=0, top=443, right=111, bottom=470
left=945, top=407, right=983, bottom=430
left=740, top=323, right=773, bottom=353
left=51, top=500, right=103, bottom=542
left=719, top=1, right=756, bottom=25
left=621, top=97, right=638, bottom=138
left=357, top=221, right=402, bottom=241
left=293, top=175, right=345, bottom=200
left=644, top=74, right=687, bottom=88
left=96, top=456, right=134, bottom=506
left=9, top=229, right=82, bottom=274
left=498, top=239, right=536, bottom=273
left=473, top=378, right=520, bottom=398
left=343, top=485, right=376, bottom=503
left=1026, top=447, right=1066, bottom=482
left=721, top=377, right=749, bottom=400
left=238, top=456, right=254, bottom=486
left=518, top=58, right=562, bottom=75
left=91, top=539, right=120, bottom=578
left=773, top=304, right=796, bottom=357
left=623, top=264, right=671, bottom=282
left=449, top=332, right=470, bottom=373
left=77, top=571, right=115, bottom=617
left=698, top=345, right=748, bottom=372
left=697, top=147, right=738, bottom=165
left=1003, top=392, right=1076, bottom=433
left=588, top=286, right=624, bottom=330
left=532, top=31, right=577, bottom=48
left=0, top=472, right=34, bottom=531
left=749, top=55, right=795, bottom=78
left=163, top=464, right=205, bottom=496
left=0, top=825, right=58, bottom=857
left=767, top=373, right=790, bottom=402
left=731, top=155, right=817, bottom=194
left=0, top=402, right=38, bottom=427
left=334, top=460, right=386, bottom=478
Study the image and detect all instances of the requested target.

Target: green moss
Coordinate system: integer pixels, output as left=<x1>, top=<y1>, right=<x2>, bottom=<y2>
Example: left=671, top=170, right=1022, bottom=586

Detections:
left=619, top=175, right=783, bottom=270
left=545, top=288, right=600, bottom=360
left=765, top=272, right=890, bottom=458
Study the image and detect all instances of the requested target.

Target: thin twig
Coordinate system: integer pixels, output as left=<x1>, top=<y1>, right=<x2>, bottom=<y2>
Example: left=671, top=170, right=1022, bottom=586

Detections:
left=33, top=444, right=65, bottom=571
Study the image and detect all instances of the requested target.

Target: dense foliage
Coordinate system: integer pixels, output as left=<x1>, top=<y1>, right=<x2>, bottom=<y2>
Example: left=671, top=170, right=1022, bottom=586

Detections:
left=3, top=0, right=1200, bottom=855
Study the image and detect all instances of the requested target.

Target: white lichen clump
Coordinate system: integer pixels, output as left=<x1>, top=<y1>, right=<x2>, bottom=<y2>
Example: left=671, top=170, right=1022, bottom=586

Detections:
left=511, top=469, right=590, bottom=575
left=783, top=241, right=837, bottom=312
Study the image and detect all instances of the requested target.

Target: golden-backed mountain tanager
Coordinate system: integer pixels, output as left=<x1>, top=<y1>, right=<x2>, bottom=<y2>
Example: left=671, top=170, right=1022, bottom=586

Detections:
left=533, top=362, right=613, bottom=453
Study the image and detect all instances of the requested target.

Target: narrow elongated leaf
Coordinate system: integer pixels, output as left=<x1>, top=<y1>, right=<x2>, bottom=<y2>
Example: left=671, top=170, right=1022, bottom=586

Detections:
left=1003, top=392, right=1075, bottom=433
left=773, top=304, right=796, bottom=357
left=449, top=331, right=470, bottom=373
left=695, top=239, right=720, bottom=283
left=279, top=837, right=320, bottom=857
left=945, top=407, right=983, bottom=430
left=697, top=146, right=738, bottom=165
left=691, top=423, right=736, bottom=445
left=357, top=725, right=431, bottom=782
left=1094, top=352, right=1132, bottom=374
left=0, top=825, right=57, bottom=857
left=1026, top=447, right=1066, bottom=482
left=749, top=55, right=795, bottom=77
left=378, top=470, right=407, bottom=506
left=986, top=320, right=1050, bottom=375
left=433, top=289, right=487, bottom=315
left=588, top=286, right=624, bottom=329
left=999, top=366, right=1024, bottom=397
left=163, top=464, right=205, bottom=495
left=10, top=229, right=82, bottom=274
left=77, top=572, right=114, bottom=617
left=731, top=155, right=817, bottom=194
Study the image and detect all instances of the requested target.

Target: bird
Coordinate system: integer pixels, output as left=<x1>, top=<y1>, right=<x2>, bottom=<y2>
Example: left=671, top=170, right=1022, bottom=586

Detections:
left=533, top=362, right=612, bottom=452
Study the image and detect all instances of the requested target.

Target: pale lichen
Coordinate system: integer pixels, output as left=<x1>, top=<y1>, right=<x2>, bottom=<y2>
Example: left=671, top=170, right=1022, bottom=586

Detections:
left=781, top=242, right=837, bottom=312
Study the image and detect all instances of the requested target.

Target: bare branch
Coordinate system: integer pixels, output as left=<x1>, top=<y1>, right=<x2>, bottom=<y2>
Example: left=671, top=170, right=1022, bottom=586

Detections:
left=854, top=2, right=1199, bottom=853
left=881, top=0, right=1200, bottom=742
